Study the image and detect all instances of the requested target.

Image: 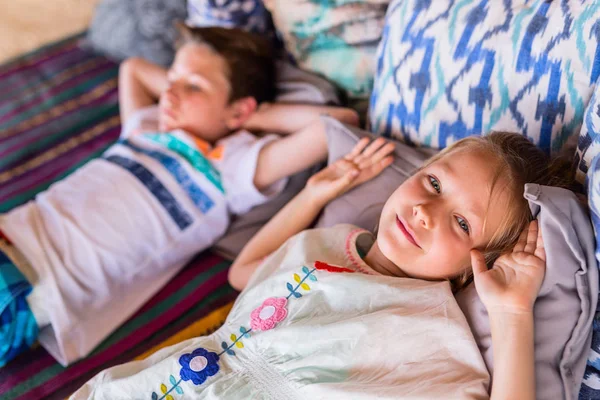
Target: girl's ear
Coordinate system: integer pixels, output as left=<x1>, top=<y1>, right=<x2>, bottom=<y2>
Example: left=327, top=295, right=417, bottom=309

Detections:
left=225, top=97, right=258, bottom=131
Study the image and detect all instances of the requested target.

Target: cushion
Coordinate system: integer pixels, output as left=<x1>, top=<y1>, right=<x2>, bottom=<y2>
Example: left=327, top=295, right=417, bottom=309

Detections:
left=263, top=0, right=391, bottom=99
left=312, top=120, right=599, bottom=400
left=370, top=0, right=600, bottom=154
left=579, top=153, right=600, bottom=398
left=186, top=0, right=275, bottom=35
left=456, top=184, right=598, bottom=400
left=87, top=0, right=187, bottom=66
left=574, top=85, right=600, bottom=185
left=212, top=62, right=342, bottom=259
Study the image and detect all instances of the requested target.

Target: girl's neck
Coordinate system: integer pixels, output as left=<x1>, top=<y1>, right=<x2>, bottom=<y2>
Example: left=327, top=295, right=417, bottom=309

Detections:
left=363, top=241, right=409, bottom=278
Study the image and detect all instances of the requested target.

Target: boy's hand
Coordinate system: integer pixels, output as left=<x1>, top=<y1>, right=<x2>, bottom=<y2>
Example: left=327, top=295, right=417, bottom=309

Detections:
left=471, top=220, right=546, bottom=315
left=119, top=57, right=168, bottom=123
left=305, top=137, right=395, bottom=206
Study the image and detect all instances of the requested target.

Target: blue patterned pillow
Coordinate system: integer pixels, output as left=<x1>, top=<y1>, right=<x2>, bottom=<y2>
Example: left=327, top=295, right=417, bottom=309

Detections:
left=264, top=0, right=391, bottom=99
left=581, top=154, right=600, bottom=399
left=575, top=86, right=600, bottom=184
left=369, top=0, right=600, bottom=154
left=186, top=0, right=275, bottom=34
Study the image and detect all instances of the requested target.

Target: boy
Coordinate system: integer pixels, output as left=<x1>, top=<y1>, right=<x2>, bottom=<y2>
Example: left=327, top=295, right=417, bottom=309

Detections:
left=0, top=25, right=358, bottom=367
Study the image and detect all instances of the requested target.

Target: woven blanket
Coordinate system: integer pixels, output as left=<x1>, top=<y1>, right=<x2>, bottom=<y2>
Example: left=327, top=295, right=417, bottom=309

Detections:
left=0, top=34, right=237, bottom=400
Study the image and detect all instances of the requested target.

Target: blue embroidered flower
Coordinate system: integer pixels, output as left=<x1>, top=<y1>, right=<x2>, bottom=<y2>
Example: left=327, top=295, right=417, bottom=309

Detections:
left=179, top=348, right=220, bottom=385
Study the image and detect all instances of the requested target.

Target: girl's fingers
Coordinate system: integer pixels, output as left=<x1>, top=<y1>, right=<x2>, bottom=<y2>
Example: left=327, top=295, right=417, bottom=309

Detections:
left=330, top=167, right=360, bottom=194
left=534, top=224, right=546, bottom=262
left=360, top=137, right=388, bottom=158
left=367, top=156, right=394, bottom=177
left=353, top=138, right=388, bottom=164
left=512, top=224, right=528, bottom=253
left=523, top=220, right=538, bottom=255
left=470, top=249, right=487, bottom=278
left=344, top=138, right=370, bottom=160
left=358, top=142, right=395, bottom=169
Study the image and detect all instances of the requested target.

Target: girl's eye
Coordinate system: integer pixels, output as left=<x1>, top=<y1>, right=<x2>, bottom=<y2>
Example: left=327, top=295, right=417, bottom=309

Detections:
left=428, top=175, right=441, bottom=194
left=456, top=216, right=470, bottom=234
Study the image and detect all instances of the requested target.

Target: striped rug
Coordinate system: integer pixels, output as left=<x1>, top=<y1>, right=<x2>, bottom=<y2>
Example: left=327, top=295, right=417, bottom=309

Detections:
left=0, top=34, right=237, bottom=399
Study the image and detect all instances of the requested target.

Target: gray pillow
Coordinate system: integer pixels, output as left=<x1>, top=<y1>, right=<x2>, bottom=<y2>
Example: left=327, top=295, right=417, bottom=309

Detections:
left=87, top=0, right=187, bottom=66
left=456, top=184, right=598, bottom=400
left=212, top=63, right=342, bottom=259
left=312, top=120, right=599, bottom=400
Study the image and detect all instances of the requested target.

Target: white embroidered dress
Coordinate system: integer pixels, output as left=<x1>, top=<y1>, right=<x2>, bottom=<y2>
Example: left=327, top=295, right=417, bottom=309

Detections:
left=72, top=224, right=490, bottom=400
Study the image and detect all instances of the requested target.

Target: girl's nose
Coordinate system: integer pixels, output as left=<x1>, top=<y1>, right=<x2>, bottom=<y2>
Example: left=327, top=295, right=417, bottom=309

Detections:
left=413, top=204, right=433, bottom=229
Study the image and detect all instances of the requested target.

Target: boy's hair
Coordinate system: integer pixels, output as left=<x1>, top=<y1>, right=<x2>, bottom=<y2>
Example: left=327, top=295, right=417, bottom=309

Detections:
left=175, top=23, right=277, bottom=105
left=423, top=132, right=560, bottom=292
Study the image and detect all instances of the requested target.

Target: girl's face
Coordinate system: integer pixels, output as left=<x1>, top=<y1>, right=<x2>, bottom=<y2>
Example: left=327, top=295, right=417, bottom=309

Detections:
left=159, top=43, right=235, bottom=142
left=374, top=148, right=512, bottom=280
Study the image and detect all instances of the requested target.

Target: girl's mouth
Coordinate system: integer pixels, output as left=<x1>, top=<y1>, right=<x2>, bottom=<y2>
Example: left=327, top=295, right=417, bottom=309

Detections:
left=396, top=215, right=421, bottom=248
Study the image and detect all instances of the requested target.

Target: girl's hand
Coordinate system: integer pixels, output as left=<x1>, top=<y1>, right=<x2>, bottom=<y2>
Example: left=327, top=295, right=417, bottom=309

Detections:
left=471, top=220, right=546, bottom=315
left=305, top=137, right=395, bottom=206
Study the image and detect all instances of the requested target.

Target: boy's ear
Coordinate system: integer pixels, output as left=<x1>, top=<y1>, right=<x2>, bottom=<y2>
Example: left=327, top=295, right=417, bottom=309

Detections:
left=225, top=97, right=258, bottom=130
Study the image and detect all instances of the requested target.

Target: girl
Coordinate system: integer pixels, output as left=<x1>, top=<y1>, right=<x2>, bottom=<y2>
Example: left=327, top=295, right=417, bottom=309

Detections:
left=72, top=132, right=550, bottom=400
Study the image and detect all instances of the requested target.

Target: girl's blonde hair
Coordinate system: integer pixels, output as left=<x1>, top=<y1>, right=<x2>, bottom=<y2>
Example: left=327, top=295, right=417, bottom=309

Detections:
left=422, top=132, right=556, bottom=292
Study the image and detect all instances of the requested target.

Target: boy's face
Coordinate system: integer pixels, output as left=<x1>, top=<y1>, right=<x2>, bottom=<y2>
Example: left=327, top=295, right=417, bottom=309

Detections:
left=376, top=149, right=512, bottom=280
left=159, top=43, right=235, bottom=142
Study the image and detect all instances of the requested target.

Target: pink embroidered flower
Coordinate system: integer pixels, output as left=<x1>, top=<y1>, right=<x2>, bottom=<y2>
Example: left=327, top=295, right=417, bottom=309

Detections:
left=250, top=297, right=288, bottom=331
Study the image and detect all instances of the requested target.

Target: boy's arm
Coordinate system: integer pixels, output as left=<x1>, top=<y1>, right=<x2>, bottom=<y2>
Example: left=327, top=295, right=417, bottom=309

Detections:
left=251, top=104, right=359, bottom=191
left=252, top=118, right=329, bottom=191
left=229, top=138, right=394, bottom=291
left=243, top=103, right=360, bottom=135
left=118, top=57, right=169, bottom=123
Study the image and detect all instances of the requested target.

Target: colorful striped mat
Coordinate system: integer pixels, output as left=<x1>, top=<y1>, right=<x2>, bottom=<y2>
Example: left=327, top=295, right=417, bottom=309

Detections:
left=0, top=34, right=237, bottom=399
